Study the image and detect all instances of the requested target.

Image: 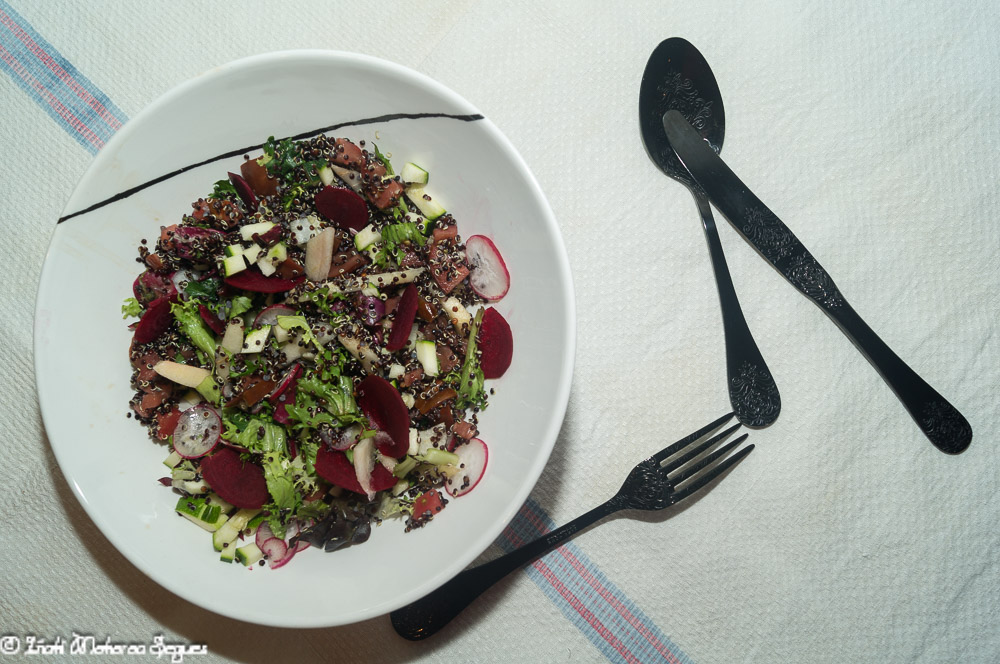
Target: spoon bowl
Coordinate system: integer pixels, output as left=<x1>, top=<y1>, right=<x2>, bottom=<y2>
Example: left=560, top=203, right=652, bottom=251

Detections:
left=639, top=38, right=780, bottom=428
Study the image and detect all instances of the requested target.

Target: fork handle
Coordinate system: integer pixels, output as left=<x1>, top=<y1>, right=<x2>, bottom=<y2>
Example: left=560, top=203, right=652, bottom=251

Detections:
left=390, top=500, right=620, bottom=640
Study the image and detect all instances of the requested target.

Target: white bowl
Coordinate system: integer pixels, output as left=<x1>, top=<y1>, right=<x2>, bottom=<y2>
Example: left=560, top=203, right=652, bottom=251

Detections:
left=34, top=51, right=574, bottom=627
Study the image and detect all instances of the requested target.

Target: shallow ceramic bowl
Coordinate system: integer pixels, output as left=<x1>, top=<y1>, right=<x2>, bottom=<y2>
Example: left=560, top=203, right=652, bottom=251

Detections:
left=34, top=51, right=574, bottom=627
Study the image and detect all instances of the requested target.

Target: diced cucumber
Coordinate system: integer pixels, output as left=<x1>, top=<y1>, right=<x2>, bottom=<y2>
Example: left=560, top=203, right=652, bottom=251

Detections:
left=400, top=162, right=429, bottom=185
left=224, top=244, right=243, bottom=258
left=239, top=221, right=276, bottom=242
left=441, top=296, right=472, bottom=333
left=222, top=254, right=248, bottom=277
left=387, top=363, right=405, bottom=380
left=416, top=340, right=439, bottom=376
left=414, top=215, right=434, bottom=236
left=257, top=242, right=287, bottom=277
left=354, top=224, right=382, bottom=251
left=236, top=542, right=264, bottom=566
left=241, top=325, right=271, bottom=353
left=175, top=495, right=228, bottom=532
left=420, top=448, right=460, bottom=466
left=405, top=186, right=446, bottom=221
left=220, top=544, right=236, bottom=563
left=318, top=164, right=334, bottom=186
left=242, top=242, right=263, bottom=264
left=212, top=508, right=261, bottom=552
left=163, top=450, right=183, bottom=468
left=195, top=375, right=220, bottom=405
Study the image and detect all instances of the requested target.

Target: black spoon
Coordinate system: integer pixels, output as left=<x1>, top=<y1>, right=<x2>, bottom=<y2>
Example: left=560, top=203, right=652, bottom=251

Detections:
left=639, top=37, right=780, bottom=428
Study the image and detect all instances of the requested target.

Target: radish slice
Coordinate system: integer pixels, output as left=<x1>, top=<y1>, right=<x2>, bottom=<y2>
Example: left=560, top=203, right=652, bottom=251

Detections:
left=356, top=376, right=410, bottom=458
left=254, top=304, right=296, bottom=327
left=314, top=186, right=369, bottom=231
left=228, top=171, right=258, bottom=212
left=255, top=521, right=276, bottom=548
left=465, top=235, right=510, bottom=301
left=172, top=404, right=222, bottom=459
left=446, top=438, right=489, bottom=497
left=200, top=447, right=269, bottom=508
left=260, top=538, right=289, bottom=566
left=477, top=307, right=513, bottom=379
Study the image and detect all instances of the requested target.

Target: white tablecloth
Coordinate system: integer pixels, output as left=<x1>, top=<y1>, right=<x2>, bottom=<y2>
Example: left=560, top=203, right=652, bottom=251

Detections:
left=3, top=1, right=999, bottom=662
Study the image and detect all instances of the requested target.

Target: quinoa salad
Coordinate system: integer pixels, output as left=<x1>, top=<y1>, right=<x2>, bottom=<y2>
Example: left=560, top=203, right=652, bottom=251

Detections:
left=122, top=134, right=513, bottom=568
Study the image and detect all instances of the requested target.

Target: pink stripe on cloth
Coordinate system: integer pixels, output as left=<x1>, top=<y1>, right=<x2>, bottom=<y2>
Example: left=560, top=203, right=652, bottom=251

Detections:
left=0, top=40, right=104, bottom=150
left=520, top=504, right=683, bottom=664
left=0, top=8, right=122, bottom=130
left=505, top=526, right=644, bottom=664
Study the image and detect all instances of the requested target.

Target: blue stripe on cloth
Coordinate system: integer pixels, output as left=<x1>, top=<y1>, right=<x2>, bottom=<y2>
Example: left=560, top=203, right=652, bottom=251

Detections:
left=0, top=0, right=127, bottom=153
left=498, top=498, right=693, bottom=664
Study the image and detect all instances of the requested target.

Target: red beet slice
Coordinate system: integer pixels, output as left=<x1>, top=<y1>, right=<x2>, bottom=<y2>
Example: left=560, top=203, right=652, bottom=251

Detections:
left=198, top=304, right=226, bottom=335
left=228, top=171, right=258, bottom=212
left=314, top=447, right=397, bottom=494
left=200, top=447, right=269, bottom=509
left=314, top=186, right=369, bottom=231
left=269, top=364, right=302, bottom=425
left=356, top=376, right=410, bottom=458
left=386, top=283, right=418, bottom=352
left=224, top=266, right=304, bottom=293
left=478, top=307, right=513, bottom=379
left=133, top=293, right=176, bottom=344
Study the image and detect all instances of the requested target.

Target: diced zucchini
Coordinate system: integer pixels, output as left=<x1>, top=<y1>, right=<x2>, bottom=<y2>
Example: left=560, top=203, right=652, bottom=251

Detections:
left=354, top=224, right=382, bottom=251
left=212, top=508, right=261, bottom=552
left=400, top=162, right=429, bottom=185
left=387, top=363, right=405, bottom=380
left=239, top=221, right=276, bottom=242
left=223, top=253, right=248, bottom=277
left=416, top=340, right=439, bottom=376
left=242, top=242, right=263, bottom=264
left=405, top=186, right=445, bottom=221
left=195, top=375, right=220, bottom=405
left=224, top=244, right=243, bottom=258
left=441, top=296, right=472, bottom=333
left=241, top=325, right=271, bottom=353
left=236, top=542, right=264, bottom=566
left=257, top=242, right=288, bottom=277
left=318, top=164, right=334, bottom=186
left=163, top=450, right=183, bottom=468
left=220, top=544, right=236, bottom=563
left=175, top=495, right=228, bottom=532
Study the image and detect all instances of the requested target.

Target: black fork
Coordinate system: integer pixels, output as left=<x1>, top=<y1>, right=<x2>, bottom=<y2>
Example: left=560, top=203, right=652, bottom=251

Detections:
left=391, top=412, right=754, bottom=640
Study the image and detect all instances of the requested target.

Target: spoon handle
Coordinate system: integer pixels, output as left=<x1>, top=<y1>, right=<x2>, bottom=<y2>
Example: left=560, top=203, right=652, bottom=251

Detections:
left=390, top=501, right=619, bottom=641
left=694, top=192, right=780, bottom=428
left=664, top=110, right=972, bottom=454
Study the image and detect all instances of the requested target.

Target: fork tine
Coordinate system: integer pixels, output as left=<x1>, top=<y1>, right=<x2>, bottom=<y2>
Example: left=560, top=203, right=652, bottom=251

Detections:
left=669, top=439, right=754, bottom=504
left=668, top=432, right=749, bottom=484
left=651, top=412, right=735, bottom=463
left=660, top=422, right=743, bottom=475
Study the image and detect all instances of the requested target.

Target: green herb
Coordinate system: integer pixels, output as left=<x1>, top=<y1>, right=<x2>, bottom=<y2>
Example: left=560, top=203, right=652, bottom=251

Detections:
left=209, top=179, right=238, bottom=200
left=121, top=297, right=143, bottom=319
left=276, top=314, right=323, bottom=349
left=447, top=308, right=488, bottom=410
left=183, top=277, right=221, bottom=303
left=170, top=300, right=216, bottom=358
left=228, top=295, right=254, bottom=320
left=372, top=144, right=394, bottom=176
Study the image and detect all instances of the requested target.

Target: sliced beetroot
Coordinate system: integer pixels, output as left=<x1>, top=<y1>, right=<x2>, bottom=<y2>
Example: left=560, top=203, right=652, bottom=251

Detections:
left=254, top=224, right=283, bottom=246
left=386, top=283, right=418, bottom=352
left=198, top=304, right=226, bottom=335
left=356, top=375, right=410, bottom=458
left=228, top=171, right=258, bottom=212
left=269, top=364, right=302, bottom=425
left=465, top=235, right=510, bottom=301
left=314, top=447, right=397, bottom=495
left=200, top=447, right=269, bottom=509
left=478, top=307, right=513, bottom=379
left=133, top=293, right=176, bottom=344
left=314, top=186, right=369, bottom=231
left=224, top=266, right=304, bottom=293
left=445, top=438, right=489, bottom=497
